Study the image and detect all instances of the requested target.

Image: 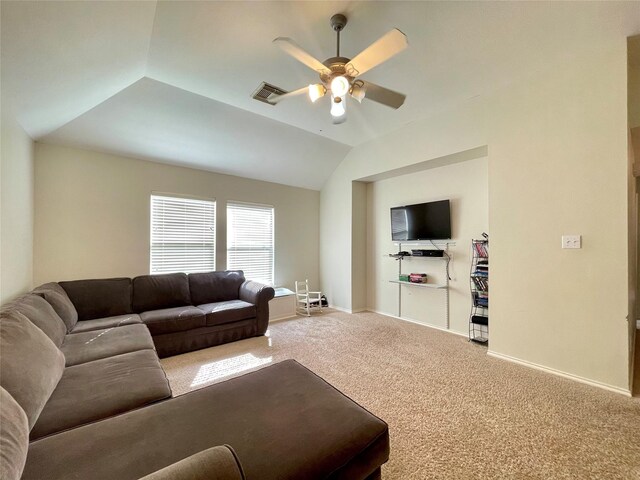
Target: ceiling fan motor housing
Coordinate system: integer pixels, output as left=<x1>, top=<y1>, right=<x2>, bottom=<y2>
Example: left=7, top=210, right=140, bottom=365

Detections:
left=330, top=14, right=347, bottom=32
left=321, top=57, right=354, bottom=87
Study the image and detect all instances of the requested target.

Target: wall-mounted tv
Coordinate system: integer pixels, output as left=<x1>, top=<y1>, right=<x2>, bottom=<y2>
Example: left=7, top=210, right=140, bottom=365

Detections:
left=391, top=200, right=451, bottom=241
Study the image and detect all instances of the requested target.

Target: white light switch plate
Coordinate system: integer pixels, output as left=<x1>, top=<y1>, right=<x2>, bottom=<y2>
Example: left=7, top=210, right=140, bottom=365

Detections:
left=562, top=235, right=581, bottom=249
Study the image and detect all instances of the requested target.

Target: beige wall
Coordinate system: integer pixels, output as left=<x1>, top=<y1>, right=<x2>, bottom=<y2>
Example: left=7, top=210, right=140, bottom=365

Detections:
left=629, top=63, right=640, bottom=129
left=628, top=129, right=638, bottom=390
left=319, top=172, right=353, bottom=311
left=351, top=181, right=368, bottom=312
left=1, top=117, right=34, bottom=303
left=34, top=143, right=320, bottom=290
left=628, top=36, right=640, bottom=389
left=366, top=157, right=488, bottom=335
left=321, top=32, right=634, bottom=391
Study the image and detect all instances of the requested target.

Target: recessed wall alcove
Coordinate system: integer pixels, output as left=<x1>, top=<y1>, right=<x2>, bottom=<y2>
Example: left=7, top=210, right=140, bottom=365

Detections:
left=350, top=146, right=489, bottom=335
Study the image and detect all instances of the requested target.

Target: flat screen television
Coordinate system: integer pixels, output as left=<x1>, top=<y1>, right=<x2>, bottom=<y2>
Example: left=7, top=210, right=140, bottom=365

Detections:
left=391, top=200, right=451, bottom=241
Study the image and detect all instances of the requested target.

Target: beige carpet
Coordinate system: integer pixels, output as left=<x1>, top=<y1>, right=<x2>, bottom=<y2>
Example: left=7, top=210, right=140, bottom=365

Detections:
left=161, top=310, right=640, bottom=479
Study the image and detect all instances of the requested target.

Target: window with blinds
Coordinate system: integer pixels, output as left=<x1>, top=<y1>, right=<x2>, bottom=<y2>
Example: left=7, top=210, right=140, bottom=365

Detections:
left=227, top=202, right=274, bottom=285
left=150, top=194, right=216, bottom=274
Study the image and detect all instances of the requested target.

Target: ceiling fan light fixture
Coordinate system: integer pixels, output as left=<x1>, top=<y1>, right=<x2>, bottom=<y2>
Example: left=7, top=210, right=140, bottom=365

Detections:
left=272, top=13, right=408, bottom=124
left=308, top=83, right=326, bottom=103
left=330, top=75, right=350, bottom=97
left=350, top=81, right=367, bottom=103
left=330, top=95, right=346, bottom=117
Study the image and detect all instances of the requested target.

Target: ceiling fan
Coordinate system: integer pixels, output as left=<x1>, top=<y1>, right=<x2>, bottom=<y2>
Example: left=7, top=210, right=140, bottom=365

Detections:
left=269, top=14, right=408, bottom=124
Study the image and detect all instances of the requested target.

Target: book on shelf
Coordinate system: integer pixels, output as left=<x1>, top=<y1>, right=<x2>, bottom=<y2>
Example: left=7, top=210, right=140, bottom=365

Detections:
left=472, top=277, right=488, bottom=291
left=473, top=242, right=489, bottom=257
left=471, top=315, right=489, bottom=325
left=474, top=296, right=489, bottom=308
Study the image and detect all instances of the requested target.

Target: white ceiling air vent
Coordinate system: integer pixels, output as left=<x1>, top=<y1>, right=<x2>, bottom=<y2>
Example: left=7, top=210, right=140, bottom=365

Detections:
left=252, top=82, right=288, bottom=105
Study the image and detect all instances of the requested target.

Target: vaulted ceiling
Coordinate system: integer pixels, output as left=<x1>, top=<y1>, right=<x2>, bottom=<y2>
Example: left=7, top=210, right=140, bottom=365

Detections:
left=2, top=1, right=639, bottom=189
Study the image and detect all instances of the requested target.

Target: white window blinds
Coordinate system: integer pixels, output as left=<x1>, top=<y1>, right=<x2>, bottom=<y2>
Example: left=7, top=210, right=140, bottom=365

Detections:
left=227, top=202, right=274, bottom=285
left=150, top=194, right=216, bottom=274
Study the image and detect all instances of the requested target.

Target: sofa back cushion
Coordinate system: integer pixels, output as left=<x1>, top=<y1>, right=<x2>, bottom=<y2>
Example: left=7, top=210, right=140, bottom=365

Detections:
left=189, top=271, right=245, bottom=305
left=0, top=310, right=65, bottom=429
left=133, top=273, right=191, bottom=312
left=60, top=277, right=133, bottom=321
left=10, top=294, right=67, bottom=347
left=33, top=282, right=78, bottom=331
left=0, top=387, right=29, bottom=480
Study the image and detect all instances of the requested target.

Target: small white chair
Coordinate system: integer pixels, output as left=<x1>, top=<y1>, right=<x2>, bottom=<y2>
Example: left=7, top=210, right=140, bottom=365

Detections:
left=295, top=279, right=323, bottom=316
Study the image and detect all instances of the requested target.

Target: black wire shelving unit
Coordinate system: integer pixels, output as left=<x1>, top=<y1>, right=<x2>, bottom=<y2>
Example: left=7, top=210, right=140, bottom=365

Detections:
left=469, top=238, right=489, bottom=344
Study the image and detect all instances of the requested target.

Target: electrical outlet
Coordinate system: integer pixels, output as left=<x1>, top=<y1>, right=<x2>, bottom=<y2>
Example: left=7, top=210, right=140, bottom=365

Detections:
left=562, top=235, right=581, bottom=249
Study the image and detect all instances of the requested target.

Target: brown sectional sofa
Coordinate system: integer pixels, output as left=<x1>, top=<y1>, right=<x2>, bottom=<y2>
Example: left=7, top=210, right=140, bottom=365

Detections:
left=2, top=296, right=172, bottom=442
left=0, top=270, right=390, bottom=480
left=37, top=270, right=275, bottom=357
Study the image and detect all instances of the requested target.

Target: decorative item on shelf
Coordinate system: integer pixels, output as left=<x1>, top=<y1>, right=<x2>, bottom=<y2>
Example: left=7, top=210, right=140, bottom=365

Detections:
left=399, top=274, right=410, bottom=282
left=409, top=273, right=428, bottom=284
left=469, top=235, right=489, bottom=344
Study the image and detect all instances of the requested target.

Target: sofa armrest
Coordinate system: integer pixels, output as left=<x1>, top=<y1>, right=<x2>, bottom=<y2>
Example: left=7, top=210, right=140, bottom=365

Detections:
left=239, top=281, right=275, bottom=335
left=138, top=445, right=245, bottom=480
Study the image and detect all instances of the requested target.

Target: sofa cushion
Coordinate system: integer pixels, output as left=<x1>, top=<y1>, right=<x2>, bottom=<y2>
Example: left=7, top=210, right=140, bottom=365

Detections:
left=197, top=300, right=256, bottom=327
left=10, top=294, right=67, bottom=347
left=22, top=360, right=389, bottom=480
left=30, top=350, right=171, bottom=440
left=189, top=271, right=245, bottom=305
left=0, top=387, right=29, bottom=480
left=0, top=310, right=66, bottom=430
left=133, top=273, right=191, bottom=312
left=140, top=306, right=206, bottom=335
left=69, top=313, right=143, bottom=334
left=32, top=282, right=78, bottom=331
left=60, top=277, right=133, bottom=321
left=61, top=324, right=155, bottom=367
left=138, top=446, right=245, bottom=480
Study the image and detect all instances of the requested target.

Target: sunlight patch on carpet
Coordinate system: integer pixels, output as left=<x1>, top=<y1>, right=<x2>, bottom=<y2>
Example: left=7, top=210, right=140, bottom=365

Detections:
left=190, top=353, right=273, bottom=387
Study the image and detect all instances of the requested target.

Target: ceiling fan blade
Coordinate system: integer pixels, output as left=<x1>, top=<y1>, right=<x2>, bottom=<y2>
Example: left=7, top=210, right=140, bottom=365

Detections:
left=360, top=81, right=406, bottom=109
left=268, top=86, right=308, bottom=105
left=273, top=37, right=329, bottom=74
left=347, top=29, right=408, bottom=77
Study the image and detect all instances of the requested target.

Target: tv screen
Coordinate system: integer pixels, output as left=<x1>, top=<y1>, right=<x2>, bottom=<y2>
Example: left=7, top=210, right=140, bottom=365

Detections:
left=391, top=200, right=451, bottom=241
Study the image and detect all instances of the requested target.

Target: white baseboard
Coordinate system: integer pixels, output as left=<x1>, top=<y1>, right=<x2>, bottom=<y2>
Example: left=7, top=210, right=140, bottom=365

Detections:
left=487, top=350, right=632, bottom=397
left=269, top=314, right=298, bottom=323
left=368, top=309, right=468, bottom=338
left=331, top=305, right=354, bottom=314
